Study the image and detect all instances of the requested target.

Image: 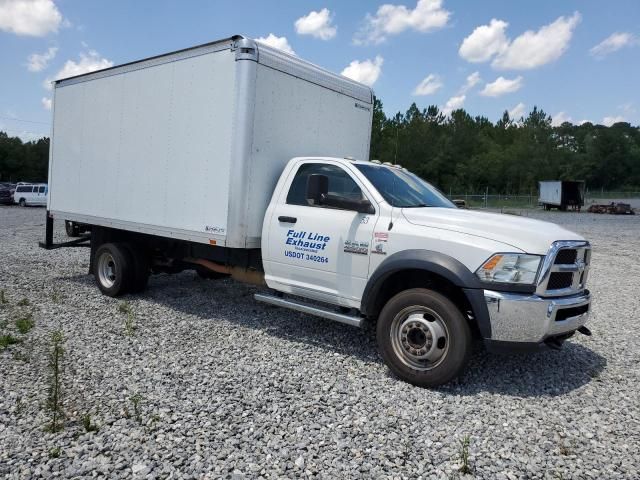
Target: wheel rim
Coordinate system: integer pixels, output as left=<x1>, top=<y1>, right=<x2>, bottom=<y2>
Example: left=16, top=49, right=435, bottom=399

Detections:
left=97, top=252, right=117, bottom=289
left=390, top=306, right=450, bottom=372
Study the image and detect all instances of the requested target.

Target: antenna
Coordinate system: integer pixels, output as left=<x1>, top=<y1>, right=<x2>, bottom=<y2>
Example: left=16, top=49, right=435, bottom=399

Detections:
left=388, top=165, right=396, bottom=231
left=394, top=124, right=399, bottom=163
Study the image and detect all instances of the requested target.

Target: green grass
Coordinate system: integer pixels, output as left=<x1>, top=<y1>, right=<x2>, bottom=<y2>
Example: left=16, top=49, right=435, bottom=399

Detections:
left=458, top=435, right=472, bottom=474
left=0, top=289, right=7, bottom=305
left=119, top=302, right=136, bottom=336
left=130, top=393, right=143, bottom=424
left=118, top=301, right=132, bottom=315
left=82, top=413, right=99, bottom=433
left=17, top=298, right=30, bottom=307
left=15, top=313, right=34, bottom=334
left=0, top=334, right=21, bottom=350
left=46, top=330, right=65, bottom=432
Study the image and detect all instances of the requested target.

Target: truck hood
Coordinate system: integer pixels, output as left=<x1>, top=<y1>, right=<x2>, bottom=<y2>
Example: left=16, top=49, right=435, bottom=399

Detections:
left=401, top=207, right=584, bottom=255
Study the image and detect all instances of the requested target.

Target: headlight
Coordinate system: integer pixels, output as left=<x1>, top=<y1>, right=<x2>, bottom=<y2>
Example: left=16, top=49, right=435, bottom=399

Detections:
left=476, top=253, right=542, bottom=285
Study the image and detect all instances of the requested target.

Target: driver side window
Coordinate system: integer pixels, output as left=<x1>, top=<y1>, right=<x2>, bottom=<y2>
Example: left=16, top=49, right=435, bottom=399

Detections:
left=286, top=163, right=364, bottom=207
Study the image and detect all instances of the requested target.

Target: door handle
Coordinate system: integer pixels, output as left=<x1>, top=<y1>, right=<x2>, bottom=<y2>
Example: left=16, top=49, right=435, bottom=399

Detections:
left=278, top=216, right=297, bottom=223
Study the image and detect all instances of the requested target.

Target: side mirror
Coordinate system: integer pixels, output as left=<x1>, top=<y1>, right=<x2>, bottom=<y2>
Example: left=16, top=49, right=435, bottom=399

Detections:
left=306, top=174, right=328, bottom=205
left=322, top=194, right=375, bottom=214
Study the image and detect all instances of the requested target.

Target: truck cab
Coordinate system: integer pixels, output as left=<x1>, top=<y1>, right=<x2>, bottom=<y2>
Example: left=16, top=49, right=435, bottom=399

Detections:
left=261, top=157, right=592, bottom=386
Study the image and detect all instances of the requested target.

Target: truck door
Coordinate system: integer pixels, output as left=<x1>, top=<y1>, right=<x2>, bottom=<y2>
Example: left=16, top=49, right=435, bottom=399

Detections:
left=264, top=161, right=377, bottom=306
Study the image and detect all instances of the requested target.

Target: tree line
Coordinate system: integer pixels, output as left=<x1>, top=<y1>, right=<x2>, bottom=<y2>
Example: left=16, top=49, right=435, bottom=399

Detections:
left=0, top=132, right=49, bottom=183
left=371, top=100, right=640, bottom=194
left=1, top=99, right=639, bottom=193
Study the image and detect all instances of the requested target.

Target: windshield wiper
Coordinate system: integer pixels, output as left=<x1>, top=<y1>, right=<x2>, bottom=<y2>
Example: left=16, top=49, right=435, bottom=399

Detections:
left=401, top=203, right=431, bottom=208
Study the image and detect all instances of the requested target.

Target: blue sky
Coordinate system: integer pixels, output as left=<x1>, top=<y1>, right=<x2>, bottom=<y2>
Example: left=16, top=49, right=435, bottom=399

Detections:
left=0, top=0, right=638, bottom=140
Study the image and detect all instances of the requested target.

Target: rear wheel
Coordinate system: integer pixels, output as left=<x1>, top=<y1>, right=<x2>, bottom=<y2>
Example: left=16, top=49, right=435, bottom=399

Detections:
left=94, top=243, right=133, bottom=297
left=65, top=220, right=80, bottom=237
left=122, top=243, right=150, bottom=293
left=19, top=198, right=26, bottom=207
left=377, top=288, right=471, bottom=387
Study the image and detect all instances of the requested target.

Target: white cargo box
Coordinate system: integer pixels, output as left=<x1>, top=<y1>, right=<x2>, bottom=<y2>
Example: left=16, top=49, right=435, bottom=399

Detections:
left=538, top=181, right=562, bottom=206
left=48, top=35, right=373, bottom=248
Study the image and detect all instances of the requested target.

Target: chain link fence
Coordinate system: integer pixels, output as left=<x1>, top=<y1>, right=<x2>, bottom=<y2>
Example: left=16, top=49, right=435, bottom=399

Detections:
left=447, top=191, right=640, bottom=209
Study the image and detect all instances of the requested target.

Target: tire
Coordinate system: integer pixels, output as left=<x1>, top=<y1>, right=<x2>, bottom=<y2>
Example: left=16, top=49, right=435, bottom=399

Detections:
left=121, top=243, right=150, bottom=293
left=18, top=198, right=26, bottom=207
left=65, top=220, right=80, bottom=237
left=377, top=288, right=471, bottom=388
left=94, top=243, right=133, bottom=297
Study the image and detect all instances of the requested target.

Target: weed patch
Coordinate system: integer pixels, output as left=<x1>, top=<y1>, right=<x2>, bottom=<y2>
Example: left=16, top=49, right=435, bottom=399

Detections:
left=15, top=313, right=34, bottom=334
left=45, top=330, right=64, bottom=432
left=82, top=413, right=99, bottom=433
left=458, top=435, right=472, bottom=474
left=0, top=334, right=20, bottom=350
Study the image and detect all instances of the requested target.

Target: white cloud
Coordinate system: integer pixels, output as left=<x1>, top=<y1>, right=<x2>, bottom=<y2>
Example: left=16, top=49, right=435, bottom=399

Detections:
left=44, top=50, right=113, bottom=90
left=412, top=73, right=442, bottom=96
left=294, top=8, right=336, bottom=40
left=441, top=94, right=465, bottom=115
left=480, top=76, right=523, bottom=97
left=460, top=71, right=481, bottom=94
left=459, top=13, right=581, bottom=70
left=602, top=115, right=625, bottom=127
left=551, top=111, right=572, bottom=127
left=590, top=32, right=637, bottom=58
left=508, top=102, right=526, bottom=119
left=354, top=0, right=450, bottom=45
left=41, top=97, right=51, bottom=110
left=341, top=55, right=383, bottom=86
left=255, top=34, right=295, bottom=55
left=26, top=46, right=57, bottom=72
left=459, top=19, right=509, bottom=63
left=493, top=12, right=581, bottom=70
left=0, top=0, right=62, bottom=36
left=437, top=71, right=480, bottom=114
left=578, top=119, right=592, bottom=125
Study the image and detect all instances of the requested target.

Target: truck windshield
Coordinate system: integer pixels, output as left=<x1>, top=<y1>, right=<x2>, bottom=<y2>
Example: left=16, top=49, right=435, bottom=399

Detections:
left=355, top=164, right=455, bottom=208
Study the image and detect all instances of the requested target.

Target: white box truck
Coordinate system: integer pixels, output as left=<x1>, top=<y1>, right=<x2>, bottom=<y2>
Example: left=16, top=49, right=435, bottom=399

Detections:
left=42, top=36, right=593, bottom=387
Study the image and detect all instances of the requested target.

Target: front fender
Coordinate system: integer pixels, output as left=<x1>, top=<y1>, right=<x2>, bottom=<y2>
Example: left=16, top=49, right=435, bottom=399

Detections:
left=360, top=249, right=491, bottom=338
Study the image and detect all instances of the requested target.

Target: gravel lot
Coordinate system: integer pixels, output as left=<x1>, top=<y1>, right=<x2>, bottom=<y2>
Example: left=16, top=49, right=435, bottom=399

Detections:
left=1, top=205, right=639, bottom=479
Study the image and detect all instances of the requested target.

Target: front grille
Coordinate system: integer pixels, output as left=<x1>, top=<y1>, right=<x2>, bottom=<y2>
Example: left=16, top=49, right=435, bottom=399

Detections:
left=538, top=243, right=591, bottom=296
left=548, top=272, right=573, bottom=290
left=554, top=249, right=577, bottom=264
left=556, top=304, right=589, bottom=322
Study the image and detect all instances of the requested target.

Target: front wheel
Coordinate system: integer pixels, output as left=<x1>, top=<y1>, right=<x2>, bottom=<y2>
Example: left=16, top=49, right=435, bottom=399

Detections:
left=377, top=288, right=471, bottom=387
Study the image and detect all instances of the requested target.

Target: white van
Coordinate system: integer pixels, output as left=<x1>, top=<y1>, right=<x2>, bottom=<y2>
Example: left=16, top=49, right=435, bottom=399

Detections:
left=14, top=183, right=48, bottom=206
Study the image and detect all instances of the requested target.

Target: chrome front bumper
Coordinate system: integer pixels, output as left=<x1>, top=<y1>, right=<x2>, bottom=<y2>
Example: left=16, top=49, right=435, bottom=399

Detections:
left=484, top=289, right=591, bottom=344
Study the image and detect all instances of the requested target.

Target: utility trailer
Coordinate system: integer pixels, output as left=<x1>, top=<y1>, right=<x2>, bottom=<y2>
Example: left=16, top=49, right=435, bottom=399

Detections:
left=538, top=181, right=585, bottom=211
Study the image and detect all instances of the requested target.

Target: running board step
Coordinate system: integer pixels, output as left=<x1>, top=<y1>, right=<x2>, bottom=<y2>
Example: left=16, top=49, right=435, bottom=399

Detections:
left=254, top=293, right=364, bottom=328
